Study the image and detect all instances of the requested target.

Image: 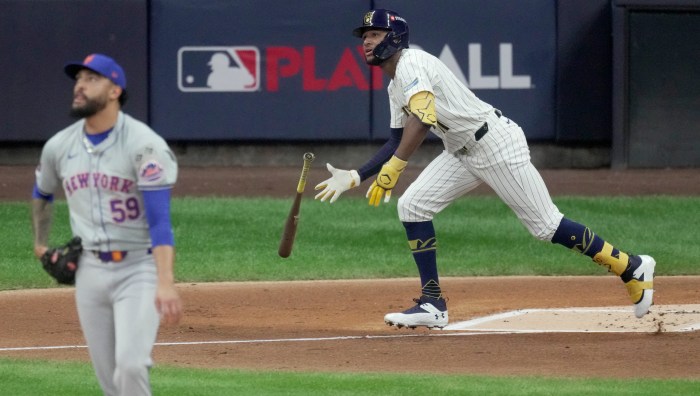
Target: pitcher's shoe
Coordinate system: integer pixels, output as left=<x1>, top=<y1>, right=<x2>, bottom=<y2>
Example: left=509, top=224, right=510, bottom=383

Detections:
left=384, top=295, right=448, bottom=329
left=622, top=255, right=655, bottom=318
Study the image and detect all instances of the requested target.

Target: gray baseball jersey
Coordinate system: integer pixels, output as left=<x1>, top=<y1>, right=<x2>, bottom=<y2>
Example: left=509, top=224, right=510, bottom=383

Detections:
left=35, top=111, right=177, bottom=251
left=36, top=111, right=177, bottom=395
left=391, top=49, right=563, bottom=240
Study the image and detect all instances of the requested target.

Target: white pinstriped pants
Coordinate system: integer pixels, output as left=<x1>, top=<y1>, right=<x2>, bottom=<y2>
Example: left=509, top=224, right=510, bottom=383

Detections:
left=398, top=114, right=564, bottom=241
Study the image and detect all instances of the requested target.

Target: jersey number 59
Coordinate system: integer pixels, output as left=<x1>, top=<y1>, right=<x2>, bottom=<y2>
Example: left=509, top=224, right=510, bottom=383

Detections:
left=110, top=198, right=140, bottom=222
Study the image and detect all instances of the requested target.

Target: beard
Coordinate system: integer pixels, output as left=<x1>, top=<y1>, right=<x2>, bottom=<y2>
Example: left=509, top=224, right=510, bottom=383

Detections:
left=366, top=56, right=384, bottom=66
left=69, top=95, right=108, bottom=119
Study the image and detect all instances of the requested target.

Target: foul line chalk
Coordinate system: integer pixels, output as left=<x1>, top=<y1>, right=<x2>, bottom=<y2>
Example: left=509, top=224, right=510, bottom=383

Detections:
left=4, top=306, right=699, bottom=352
left=0, top=331, right=511, bottom=353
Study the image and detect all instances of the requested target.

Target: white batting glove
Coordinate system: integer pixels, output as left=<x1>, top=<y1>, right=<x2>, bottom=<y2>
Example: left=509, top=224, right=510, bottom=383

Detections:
left=314, top=163, right=361, bottom=203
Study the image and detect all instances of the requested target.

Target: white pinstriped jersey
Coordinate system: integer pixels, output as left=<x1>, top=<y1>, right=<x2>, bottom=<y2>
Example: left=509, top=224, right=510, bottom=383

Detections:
left=35, top=112, right=177, bottom=251
left=388, top=48, right=495, bottom=154
left=391, top=49, right=564, bottom=240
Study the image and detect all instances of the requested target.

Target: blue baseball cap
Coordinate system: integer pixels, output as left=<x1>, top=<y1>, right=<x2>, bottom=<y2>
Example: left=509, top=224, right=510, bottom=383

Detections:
left=64, top=53, right=126, bottom=89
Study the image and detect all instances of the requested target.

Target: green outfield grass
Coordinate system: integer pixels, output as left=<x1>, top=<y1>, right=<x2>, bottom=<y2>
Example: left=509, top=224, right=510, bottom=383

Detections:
left=1, top=358, right=699, bottom=396
left=1, top=196, right=698, bottom=289
left=1, top=196, right=699, bottom=394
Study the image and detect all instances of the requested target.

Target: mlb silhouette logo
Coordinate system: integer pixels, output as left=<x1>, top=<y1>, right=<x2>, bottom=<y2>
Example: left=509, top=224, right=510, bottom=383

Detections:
left=178, top=46, right=260, bottom=92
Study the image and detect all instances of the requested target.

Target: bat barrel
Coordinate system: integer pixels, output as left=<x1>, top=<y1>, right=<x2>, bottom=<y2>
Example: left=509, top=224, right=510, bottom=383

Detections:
left=279, top=153, right=314, bottom=258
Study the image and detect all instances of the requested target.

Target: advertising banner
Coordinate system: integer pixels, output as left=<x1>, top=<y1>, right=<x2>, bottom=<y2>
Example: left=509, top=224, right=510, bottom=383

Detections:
left=150, top=0, right=372, bottom=140
left=150, top=0, right=556, bottom=141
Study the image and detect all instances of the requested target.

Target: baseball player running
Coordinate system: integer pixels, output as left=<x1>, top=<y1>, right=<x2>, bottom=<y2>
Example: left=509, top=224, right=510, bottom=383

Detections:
left=31, top=54, right=182, bottom=395
left=315, top=9, right=655, bottom=329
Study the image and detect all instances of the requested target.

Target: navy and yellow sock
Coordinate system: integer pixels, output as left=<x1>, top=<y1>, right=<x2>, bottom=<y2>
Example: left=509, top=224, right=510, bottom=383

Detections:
left=551, top=217, right=629, bottom=276
left=403, top=220, right=442, bottom=299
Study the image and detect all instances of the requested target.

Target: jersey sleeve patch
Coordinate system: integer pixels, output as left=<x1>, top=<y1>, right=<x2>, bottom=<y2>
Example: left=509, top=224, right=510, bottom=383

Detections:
left=403, top=77, right=420, bottom=93
left=139, top=160, right=164, bottom=183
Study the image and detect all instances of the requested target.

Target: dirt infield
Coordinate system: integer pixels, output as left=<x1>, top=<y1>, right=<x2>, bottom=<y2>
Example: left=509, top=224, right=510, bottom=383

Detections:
left=2, top=165, right=700, bottom=379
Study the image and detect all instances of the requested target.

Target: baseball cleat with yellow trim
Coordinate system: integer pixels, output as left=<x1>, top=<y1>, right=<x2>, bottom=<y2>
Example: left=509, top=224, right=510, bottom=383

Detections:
left=622, top=255, right=655, bottom=318
left=384, top=295, right=448, bottom=329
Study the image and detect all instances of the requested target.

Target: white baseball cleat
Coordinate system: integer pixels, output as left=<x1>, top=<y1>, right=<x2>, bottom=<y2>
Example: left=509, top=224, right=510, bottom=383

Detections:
left=623, top=255, right=656, bottom=318
left=384, top=295, right=448, bottom=329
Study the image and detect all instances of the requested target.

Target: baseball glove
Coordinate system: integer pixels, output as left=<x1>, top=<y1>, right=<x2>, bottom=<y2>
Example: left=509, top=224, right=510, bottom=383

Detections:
left=41, top=236, right=83, bottom=285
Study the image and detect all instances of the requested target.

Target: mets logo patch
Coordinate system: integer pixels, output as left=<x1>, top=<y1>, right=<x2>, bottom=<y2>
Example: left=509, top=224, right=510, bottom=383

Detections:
left=139, top=160, right=164, bottom=183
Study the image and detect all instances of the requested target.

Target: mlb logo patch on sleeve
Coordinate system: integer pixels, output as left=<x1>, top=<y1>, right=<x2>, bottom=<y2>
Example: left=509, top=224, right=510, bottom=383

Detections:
left=178, top=46, right=260, bottom=92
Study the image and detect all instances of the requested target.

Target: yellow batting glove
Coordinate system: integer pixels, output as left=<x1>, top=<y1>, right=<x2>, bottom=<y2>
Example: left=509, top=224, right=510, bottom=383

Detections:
left=366, top=155, right=407, bottom=207
left=366, top=181, right=389, bottom=207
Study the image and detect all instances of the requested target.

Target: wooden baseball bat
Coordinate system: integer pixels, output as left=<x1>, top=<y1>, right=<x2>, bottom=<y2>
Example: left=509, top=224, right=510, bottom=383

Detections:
left=278, top=152, right=315, bottom=258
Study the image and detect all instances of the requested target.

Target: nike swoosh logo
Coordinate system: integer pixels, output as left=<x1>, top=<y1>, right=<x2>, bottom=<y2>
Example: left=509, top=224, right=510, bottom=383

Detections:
left=67, top=153, right=77, bottom=159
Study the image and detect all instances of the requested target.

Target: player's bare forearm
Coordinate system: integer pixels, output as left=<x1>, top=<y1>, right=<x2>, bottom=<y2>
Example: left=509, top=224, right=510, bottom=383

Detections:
left=394, top=114, right=430, bottom=160
left=152, top=245, right=176, bottom=285
left=152, top=244, right=182, bottom=325
left=31, top=198, right=53, bottom=258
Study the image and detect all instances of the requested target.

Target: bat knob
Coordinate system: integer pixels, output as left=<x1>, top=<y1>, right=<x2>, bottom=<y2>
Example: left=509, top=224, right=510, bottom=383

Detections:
left=303, top=152, right=315, bottom=162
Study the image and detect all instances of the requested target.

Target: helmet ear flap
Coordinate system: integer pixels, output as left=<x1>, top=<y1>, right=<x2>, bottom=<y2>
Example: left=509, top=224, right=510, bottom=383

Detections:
left=372, top=32, right=396, bottom=60
left=371, top=31, right=407, bottom=63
